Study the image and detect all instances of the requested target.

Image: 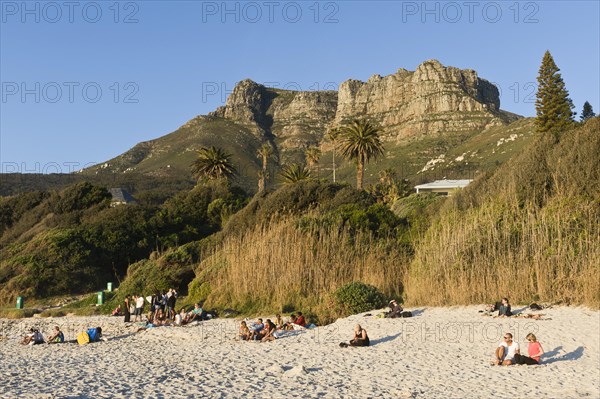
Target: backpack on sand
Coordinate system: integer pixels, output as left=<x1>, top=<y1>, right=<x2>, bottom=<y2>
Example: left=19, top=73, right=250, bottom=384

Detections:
left=77, top=332, right=90, bottom=345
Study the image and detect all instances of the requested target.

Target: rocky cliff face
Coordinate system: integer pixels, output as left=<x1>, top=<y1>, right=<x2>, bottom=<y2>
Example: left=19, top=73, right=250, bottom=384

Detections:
left=335, top=60, right=509, bottom=141
left=212, top=60, right=516, bottom=150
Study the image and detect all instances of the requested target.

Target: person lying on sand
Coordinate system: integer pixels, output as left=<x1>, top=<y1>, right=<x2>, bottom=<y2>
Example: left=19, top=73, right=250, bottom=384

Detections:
left=340, top=324, right=370, bottom=347
left=514, top=333, right=544, bottom=365
left=47, top=326, right=64, bottom=344
left=494, top=332, right=519, bottom=365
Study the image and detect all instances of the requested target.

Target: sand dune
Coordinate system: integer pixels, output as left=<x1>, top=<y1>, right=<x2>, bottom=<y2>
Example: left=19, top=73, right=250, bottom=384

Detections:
left=1, top=306, right=598, bottom=398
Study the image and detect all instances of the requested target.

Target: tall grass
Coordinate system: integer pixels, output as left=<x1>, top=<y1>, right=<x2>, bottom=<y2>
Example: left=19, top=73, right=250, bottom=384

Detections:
left=406, top=118, right=600, bottom=307
left=193, top=217, right=409, bottom=319
left=406, top=197, right=600, bottom=306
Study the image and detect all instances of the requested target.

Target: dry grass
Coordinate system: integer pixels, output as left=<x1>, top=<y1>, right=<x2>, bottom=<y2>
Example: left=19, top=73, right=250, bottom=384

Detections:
left=195, top=217, right=409, bottom=319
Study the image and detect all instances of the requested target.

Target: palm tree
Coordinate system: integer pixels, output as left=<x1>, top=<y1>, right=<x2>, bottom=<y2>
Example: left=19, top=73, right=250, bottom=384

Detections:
left=279, top=163, right=311, bottom=184
left=326, top=127, right=340, bottom=182
left=305, top=146, right=322, bottom=178
left=339, top=119, right=385, bottom=190
left=191, top=146, right=237, bottom=183
left=256, top=144, right=273, bottom=192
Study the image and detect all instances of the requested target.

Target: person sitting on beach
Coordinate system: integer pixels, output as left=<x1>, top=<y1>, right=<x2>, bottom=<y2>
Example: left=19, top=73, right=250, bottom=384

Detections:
left=21, top=328, right=44, bottom=345
left=260, top=319, right=277, bottom=342
left=275, top=314, right=284, bottom=329
left=387, top=300, right=403, bottom=318
left=250, top=318, right=265, bottom=340
left=498, top=298, right=512, bottom=317
left=175, top=308, right=187, bottom=326
left=47, top=326, right=64, bottom=344
left=112, top=304, right=122, bottom=316
left=514, top=333, right=544, bottom=365
left=283, top=314, right=297, bottom=330
left=239, top=321, right=251, bottom=341
left=188, top=303, right=205, bottom=322
left=153, top=308, right=167, bottom=325
left=494, top=332, right=519, bottom=365
left=350, top=324, right=370, bottom=347
left=295, top=312, right=306, bottom=327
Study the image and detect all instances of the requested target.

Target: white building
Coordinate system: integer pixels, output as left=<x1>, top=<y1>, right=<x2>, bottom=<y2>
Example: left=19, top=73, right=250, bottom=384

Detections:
left=414, top=179, right=473, bottom=196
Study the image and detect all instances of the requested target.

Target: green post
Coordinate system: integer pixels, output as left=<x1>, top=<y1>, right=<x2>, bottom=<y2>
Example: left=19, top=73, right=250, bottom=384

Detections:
left=16, top=296, right=23, bottom=309
left=107, top=282, right=113, bottom=292
left=97, top=291, right=104, bottom=305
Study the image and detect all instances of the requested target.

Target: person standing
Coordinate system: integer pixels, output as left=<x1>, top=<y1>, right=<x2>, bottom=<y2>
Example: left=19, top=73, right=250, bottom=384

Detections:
left=134, top=294, right=145, bottom=322
left=124, top=295, right=131, bottom=323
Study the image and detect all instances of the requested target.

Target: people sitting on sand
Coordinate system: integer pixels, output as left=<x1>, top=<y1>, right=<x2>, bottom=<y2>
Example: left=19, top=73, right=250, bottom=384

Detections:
left=295, top=312, right=306, bottom=327
left=494, top=332, right=519, bottom=365
left=153, top=308, right=167, bottom=326
left=188, top=303, right=205, bottom=322
left=498, top=298, right=512, bottom=317
left=250, top=318, right=265, bottom=340
left=387, top=299, right=403, bottom=318
left=260, top=319, right=277, bottom=342
left=275, top=314, right=284, bottom=329
left=514, top=333, right=544, bottom=365
left=21, top=328, right=44, bottom=345
left=283, top=314, right=297, bottom=330
left=239, top=321, right=251, bottom=341
left=175, top=308, right=188, bottom=326
left=47, top=326, right=64, bottom=344
left=340, top=324, right=370, bottom=347
left=112, top=304, right=122, bottom=316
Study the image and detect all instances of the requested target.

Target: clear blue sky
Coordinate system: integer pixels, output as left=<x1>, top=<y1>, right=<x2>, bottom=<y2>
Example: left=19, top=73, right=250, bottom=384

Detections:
left=1, top=0, right=598, bottom=173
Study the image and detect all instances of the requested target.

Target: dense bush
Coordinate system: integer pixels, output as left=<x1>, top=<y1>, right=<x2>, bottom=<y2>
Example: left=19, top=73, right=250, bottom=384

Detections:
left=333, top=281, right=387, bottom=315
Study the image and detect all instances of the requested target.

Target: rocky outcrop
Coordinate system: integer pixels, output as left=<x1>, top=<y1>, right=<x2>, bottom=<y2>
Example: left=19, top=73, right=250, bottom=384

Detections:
left=335, top=60, right=514, bottom=141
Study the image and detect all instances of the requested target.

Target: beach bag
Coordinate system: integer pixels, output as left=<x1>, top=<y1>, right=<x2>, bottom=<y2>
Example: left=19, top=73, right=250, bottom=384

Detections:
left=77, top=332, right=90, bottom=345
left=400, top=311, right=413, bottom=318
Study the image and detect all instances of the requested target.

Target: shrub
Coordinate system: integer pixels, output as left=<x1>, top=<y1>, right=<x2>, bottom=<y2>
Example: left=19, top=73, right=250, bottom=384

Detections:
left=333, top=281, right=386, bottom=315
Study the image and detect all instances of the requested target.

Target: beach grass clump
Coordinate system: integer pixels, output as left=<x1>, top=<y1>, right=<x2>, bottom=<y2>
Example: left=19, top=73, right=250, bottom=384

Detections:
left=333, top=281, right=387, bottom=315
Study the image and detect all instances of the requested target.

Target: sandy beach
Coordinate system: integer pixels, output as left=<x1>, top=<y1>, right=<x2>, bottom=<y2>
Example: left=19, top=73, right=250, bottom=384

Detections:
left=0, top=306, right=598, bottom=399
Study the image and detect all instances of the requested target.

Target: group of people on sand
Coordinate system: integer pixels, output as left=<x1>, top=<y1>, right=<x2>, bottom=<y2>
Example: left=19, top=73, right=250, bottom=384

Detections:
left=239, top=312, right=308, bottom=342
left=21, top=326, right=102, bottom=345
left=494, top=332, right=545, bottom=366
left=121, top=289, right=179, bottom=323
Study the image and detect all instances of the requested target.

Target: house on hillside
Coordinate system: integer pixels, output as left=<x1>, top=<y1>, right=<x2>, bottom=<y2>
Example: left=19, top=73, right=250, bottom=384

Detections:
left=109, top=188, right=137, bottom=206
left=414, top=179, right=472, bottom=196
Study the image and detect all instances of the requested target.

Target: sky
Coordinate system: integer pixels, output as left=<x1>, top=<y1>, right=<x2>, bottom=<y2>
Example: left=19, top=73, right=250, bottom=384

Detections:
left=1, top=0, right=599, bottom=173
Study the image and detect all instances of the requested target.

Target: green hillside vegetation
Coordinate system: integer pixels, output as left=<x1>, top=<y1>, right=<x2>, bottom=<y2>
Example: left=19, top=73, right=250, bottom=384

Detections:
left=406, top=117, right=600, bottom=307
left=0, top=181, right=248, bottom=305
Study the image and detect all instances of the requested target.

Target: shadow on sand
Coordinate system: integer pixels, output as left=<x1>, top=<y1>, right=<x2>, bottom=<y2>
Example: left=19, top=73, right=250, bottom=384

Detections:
left=370, top=332, right=402, bottom=346
left=543, top=346, right=585, bottom=364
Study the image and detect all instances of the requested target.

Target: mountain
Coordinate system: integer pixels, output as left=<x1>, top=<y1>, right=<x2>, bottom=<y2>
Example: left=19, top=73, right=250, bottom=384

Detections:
left=83, top=60, right=528, bottom=190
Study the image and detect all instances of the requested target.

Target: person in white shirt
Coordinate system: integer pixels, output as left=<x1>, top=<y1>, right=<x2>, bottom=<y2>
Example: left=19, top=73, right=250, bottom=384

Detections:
left=134, top=294, right=145, bottom=322
left=494, top=332, right=520, bottom=365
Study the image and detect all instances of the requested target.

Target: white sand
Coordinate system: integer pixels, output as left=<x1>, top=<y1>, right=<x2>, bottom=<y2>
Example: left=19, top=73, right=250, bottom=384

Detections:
left=0, top=306, right=598, bottom=399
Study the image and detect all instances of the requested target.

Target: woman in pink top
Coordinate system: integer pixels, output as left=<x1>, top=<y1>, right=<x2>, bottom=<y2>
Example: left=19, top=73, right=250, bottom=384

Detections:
left=515, top=333, right=544, bottom=365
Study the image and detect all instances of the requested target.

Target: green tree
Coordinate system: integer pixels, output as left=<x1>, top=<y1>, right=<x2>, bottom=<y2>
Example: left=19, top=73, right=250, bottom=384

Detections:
left=191, top=146, right=237, bottom=183
left=279, top=163, right=311, bottom=184
left=256, top=144, right=274, bottom=192
left=580, top=101, right=596, bottom=122
left=535, top=51, right=574, bottom=134
left=305, top=146, right=322, bottom=178
left=339, top=119, right=385, bottom=190
left=326, top=128, right=340, bottom=182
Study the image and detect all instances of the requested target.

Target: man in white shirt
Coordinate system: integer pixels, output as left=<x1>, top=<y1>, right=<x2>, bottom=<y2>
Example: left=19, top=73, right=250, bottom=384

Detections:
left=495, top=332, right=520, bottom=365
left=134, top=295, right=145, bottom=322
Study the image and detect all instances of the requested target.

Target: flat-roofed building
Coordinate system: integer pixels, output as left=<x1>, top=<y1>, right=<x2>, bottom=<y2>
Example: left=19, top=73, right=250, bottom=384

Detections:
left=414, top=179, right=473, bottom=196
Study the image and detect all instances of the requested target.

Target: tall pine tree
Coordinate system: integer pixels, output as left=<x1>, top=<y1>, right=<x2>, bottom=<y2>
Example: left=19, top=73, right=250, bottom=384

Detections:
left=580, top=101, right=596, bottom=122
left=535, top=51, right=574, bottom=134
